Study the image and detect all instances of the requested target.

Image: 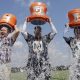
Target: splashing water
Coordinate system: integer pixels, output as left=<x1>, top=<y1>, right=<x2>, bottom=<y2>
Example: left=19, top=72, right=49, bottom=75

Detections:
left=68, top=38, right=80, bottom=80
left=26, top=53, right=52, bottom=80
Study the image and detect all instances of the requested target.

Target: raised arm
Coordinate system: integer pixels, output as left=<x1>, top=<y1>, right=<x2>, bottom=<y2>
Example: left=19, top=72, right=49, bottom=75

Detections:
left=22, top=20, right=27, bottom=32
left=21, top=20, right=28, bottom=39
left=8, top=25, right=20, bottom=44
left=63, top=23, right=73, bottom=45
left=49, top=18, right=57, bottom=34
left=64, top=23, right=70, bottom=35
left=43, top=18, right=57, bottom=43
left=47, top=18, right=57, bottom=39
left=21, top=20, right=34, bottom=42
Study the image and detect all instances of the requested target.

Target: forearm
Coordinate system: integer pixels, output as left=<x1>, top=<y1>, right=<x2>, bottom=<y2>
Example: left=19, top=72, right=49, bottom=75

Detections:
left=63, top=23, right=71, bottom=38
left=63, top=30, right=70, bottom=42
left=21, top=21, right=30, bottom=39
left=12, top=30, right=19, bottom=40
left=21, top=21, right=29, bottom=36
left=50, top=22, right=57, bottom=34
left=22, top=21, right=28, bottom=32
left=8, top=27, right=19, bottom=42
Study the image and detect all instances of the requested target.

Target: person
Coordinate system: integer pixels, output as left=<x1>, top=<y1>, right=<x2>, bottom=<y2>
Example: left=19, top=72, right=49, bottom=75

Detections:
left=63, top=23, right=80, bottom=80
left=21, top=18, right=57, bottom=80
left=0, top=24, right=19, bottom=80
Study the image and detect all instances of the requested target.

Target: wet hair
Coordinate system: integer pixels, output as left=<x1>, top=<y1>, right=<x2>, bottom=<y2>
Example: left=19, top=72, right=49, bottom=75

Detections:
left=74, top=27, right=80, bottom=36
left=0, top=24, right=13, bottom=33
left=34, top=26, right=42, bottom=40
left=34, top=26, right=41, bottom=32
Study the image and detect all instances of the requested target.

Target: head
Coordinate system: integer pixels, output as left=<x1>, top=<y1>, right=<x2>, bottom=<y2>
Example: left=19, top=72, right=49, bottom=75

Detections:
left=0, top=26, right=10, bottom=38
left=34, top=26, right=41, bottom=35
left=74, top=27, right=80, bottom=39
left=34, top=26, right=42, bottom=40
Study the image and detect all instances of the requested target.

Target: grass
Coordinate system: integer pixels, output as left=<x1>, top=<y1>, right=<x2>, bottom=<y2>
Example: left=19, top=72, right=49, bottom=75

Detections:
left=52, top=70, right=69, bottom=80
left=11, top=70, right=69, bottom=80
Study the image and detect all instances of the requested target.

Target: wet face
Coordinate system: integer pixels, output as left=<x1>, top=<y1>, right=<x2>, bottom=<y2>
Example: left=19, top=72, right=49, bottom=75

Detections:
left=34, top=26, right=41, bottom=37
left=74, top=27, right=80, bottom=39
left=0, top=27, right=9, bottom=38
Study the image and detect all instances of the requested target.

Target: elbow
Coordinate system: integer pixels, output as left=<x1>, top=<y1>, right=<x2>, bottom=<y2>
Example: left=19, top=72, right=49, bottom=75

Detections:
left=54, top=30, right=58, bottom=34
left=53, top=29, right=58, bottom=34
left=15, top=29, right=20, bottom=36
left=16, top=30, right=20, bottom=36
left=55, top=30, right=58, bottom=34
left=14, top=29, right=20, bottom=34
left=52, top=30, right=58, bottom=34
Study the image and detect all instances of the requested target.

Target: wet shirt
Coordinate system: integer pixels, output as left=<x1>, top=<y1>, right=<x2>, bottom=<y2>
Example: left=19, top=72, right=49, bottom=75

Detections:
left=22, top=32, right=56, bottom=60
left=0, top=36, right=14, bottom=63
left=63, top=37, right=80, bottom=58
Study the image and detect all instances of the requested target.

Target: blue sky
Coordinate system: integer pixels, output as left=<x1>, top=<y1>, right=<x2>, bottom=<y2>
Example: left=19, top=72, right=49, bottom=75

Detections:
left=0, top=0, right=80, bottom=67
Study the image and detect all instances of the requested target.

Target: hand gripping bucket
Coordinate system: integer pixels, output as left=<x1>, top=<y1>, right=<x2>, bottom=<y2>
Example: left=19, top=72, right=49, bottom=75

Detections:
left=27, top=2, right=49, bottom=25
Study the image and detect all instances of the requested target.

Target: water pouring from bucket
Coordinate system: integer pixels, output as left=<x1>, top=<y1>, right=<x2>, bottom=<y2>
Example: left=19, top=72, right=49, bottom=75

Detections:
left=64, top=8, right=80, bottom=80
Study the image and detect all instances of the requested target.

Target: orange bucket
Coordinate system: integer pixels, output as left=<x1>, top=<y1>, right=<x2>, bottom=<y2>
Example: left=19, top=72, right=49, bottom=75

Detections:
left=68, top=9, right=80, bottom=28
left=27, top=2, right=49, bottom=25
left=0, top=13, right=17, bottom=29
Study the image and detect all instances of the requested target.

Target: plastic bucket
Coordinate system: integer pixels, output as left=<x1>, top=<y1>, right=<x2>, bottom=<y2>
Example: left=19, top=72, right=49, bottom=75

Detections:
left=68, top=9, right=80, bottom=28
left=27, top=2, right=49, bottom=25
left=0, top=13, right=17, bottom=29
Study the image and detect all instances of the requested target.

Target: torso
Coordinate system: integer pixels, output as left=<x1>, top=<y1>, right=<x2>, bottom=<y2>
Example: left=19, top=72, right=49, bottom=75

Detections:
left=0, top=37, right=12, bottom=63
left=32, top=40, right=44, bottom=53
left=70, top=38, right=80, bottom=58
left=27, top=37, right=48, bottom=59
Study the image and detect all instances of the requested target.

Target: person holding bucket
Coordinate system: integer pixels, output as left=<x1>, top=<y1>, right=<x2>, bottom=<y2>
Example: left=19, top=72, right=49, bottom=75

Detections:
left=0, top=13, right=19, bottom=80
left=63, top=9, right=80, bottom=80
left=22, top=18, right=57, bottom=80
left=22, top=2, right=57, bottom=80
